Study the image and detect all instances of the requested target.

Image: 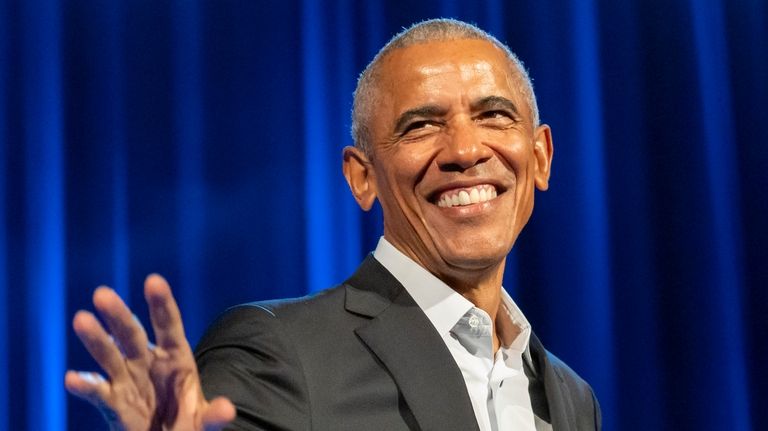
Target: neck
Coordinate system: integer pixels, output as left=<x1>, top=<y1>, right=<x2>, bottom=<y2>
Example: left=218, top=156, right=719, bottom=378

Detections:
left=442, top=261, right=507, bottom=352
left=452, top=271, right=504, bottom=317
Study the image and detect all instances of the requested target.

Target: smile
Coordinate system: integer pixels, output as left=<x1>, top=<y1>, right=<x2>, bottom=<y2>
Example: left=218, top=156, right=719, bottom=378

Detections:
left=436, top=184, right=498, bottom=208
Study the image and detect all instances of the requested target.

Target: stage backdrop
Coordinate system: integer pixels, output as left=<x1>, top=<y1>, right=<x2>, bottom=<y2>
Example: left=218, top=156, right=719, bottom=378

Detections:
left=1, top=0, right=766, bottom=430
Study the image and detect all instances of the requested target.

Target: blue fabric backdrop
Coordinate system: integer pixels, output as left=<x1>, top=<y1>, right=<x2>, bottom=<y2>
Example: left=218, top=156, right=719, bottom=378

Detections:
left=1, top=0, right=766, bottom=429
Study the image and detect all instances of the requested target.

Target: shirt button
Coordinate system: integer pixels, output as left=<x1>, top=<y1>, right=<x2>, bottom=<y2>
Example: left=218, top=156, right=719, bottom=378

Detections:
left=468, top=315, right=480, bottom=328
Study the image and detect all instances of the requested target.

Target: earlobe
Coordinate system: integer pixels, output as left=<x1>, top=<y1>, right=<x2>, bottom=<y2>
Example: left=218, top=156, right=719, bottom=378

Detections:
left=533, top=125, right=554, bottom=191
left=342, top=146, right=378, bottom=211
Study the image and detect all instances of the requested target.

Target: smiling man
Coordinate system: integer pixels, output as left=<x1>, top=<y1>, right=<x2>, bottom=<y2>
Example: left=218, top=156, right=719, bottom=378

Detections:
left=66, top=19, right=600, bottom=431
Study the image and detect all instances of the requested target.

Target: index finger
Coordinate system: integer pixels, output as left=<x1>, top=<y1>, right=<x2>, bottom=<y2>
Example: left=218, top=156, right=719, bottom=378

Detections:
left=93, top=287, right=151, bottom=361
left=144, top=274, right=187, bottom=350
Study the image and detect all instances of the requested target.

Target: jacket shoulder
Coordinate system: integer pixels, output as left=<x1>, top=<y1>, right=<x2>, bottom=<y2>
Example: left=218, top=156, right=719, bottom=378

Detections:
left=197, top=285, right=347, bottom=347
left=194, top=285, right=347, bottom=431
left=545, top=350, right=602, bottom=430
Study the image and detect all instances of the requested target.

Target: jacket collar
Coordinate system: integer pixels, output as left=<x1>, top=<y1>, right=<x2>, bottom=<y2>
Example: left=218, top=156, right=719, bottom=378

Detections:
left=344, top=255, right=481, bottom=431
left=529, top=332, right=577, bottom=431
left=344, top=256, right=578, bottom=431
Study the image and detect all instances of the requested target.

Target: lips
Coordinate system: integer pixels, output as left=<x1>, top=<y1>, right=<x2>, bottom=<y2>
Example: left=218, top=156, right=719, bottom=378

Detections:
left=436, top=184, right=499, bottom=208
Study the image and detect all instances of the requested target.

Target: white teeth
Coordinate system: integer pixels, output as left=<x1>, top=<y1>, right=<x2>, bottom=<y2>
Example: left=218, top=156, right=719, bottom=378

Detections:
left=436, top=185, right=499, bottom=208
left=469, top=188, right=480, bottom=204
left=459, top=191, right=470, bottom=205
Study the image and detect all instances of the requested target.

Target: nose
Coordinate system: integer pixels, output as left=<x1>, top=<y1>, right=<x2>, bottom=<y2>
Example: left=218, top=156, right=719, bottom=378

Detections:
left=436, top=118, right=492, bottom=172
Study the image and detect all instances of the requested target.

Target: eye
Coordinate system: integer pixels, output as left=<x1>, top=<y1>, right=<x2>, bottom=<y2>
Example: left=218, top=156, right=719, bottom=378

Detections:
left=404, top=120, right=431, bottom=132
left=476, top=110, right=515, bottom=128
left=401, top=120, right=440, bottom=137
left=477, top=110, right=512, bottom=121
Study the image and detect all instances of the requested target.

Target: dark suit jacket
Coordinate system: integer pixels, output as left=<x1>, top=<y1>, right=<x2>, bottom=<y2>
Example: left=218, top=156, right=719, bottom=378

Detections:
left=196, top=255, right=601, bottom=430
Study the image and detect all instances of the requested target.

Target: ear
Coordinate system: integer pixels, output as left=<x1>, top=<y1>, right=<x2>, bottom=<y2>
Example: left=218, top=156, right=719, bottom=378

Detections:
left=342, top=146, right=378, bottom=211
left=532, top=124, right=554, bottom=191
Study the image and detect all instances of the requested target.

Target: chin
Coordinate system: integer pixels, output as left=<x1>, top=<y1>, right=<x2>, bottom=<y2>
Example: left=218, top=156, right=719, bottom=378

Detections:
left=439, top=242, right=510, bottom=272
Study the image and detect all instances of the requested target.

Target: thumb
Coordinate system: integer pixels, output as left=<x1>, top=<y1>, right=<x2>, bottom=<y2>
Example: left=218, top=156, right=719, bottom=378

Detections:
left=202, top=396, right=236, bottom=430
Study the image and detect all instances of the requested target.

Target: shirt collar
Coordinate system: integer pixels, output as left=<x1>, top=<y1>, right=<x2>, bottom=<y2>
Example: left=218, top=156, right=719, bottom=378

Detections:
left=372, top=236, right=535, bottom=371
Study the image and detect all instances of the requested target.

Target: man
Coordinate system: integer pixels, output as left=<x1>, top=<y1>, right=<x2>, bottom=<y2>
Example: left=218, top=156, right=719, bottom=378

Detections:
left=66, top=19, right=601, bottom=430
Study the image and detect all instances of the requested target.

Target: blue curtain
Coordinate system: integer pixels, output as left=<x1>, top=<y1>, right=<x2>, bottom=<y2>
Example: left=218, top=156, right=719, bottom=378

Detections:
left=1, top=0, right=766, bottom=429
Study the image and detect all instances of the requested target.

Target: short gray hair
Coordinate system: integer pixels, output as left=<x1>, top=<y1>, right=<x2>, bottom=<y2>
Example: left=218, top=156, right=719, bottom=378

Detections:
left=351, top=18, right=540, bottom=156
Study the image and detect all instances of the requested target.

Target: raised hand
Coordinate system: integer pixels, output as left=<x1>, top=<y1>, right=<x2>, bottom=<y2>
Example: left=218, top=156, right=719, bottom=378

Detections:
left=65, top=274, right=236, bottom=430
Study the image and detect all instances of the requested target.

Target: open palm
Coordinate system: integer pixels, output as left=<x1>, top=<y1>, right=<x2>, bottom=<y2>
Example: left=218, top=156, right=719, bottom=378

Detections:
left=65, top=275, right=235, bottom=430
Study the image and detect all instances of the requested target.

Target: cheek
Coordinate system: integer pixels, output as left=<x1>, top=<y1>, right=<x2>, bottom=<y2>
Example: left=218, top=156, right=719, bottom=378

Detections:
left=511, top=180, right=536, bottom=235
left=491, top=139, right=532, bottom=173
left=382, top=145, right=437, bottom=192
left=491, top=140, right=537, bottom=226
left=373, top=166, right=420, bottom=218
left=486, top=144, right=536, bottom=207
left=399, top=143, right=439, bottom=169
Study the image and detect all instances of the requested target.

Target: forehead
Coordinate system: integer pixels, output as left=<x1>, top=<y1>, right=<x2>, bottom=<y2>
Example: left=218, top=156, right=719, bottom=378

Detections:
left=376, top=39, right=522, bottom=107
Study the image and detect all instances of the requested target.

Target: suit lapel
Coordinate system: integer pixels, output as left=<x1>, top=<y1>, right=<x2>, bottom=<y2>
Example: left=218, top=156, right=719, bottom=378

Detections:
left=345, top=256, right=480, bottom=431
left=530, top=333, right=577, bottom=431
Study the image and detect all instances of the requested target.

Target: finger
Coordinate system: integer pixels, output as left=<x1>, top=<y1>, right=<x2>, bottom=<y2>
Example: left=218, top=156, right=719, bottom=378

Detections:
left=144, top=274, right=187, bottom=350
left=73, top=310, right=128, bottom=379
left=65, top=371, right=122, bottom=424
left=202, top=397, right=236, bottom=431
left=64, top=370, right=111, bottom=405
left=93, top=286, right=151, bottom=361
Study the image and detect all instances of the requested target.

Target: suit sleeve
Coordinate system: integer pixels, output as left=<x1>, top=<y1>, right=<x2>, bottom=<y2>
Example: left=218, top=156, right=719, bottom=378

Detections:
left=592, top=389, right=602, bottom=431
left=544, top=349, right=602, bottom=431
left=195, top=305, right=311, bottom=431
left=569, top=378, right=601, bottom=430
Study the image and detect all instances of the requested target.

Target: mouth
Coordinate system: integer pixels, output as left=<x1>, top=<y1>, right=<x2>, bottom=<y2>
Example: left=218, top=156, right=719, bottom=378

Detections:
left=434, top=183, right=502, bottom=208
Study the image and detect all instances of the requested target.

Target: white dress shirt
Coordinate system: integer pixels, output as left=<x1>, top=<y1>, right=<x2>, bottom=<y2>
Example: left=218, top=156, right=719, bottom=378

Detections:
left=373, top=237, right=537, bottom=431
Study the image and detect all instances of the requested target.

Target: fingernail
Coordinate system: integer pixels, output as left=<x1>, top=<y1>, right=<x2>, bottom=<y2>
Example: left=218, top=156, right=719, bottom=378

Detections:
left=78, top=372, right=104, bottom=384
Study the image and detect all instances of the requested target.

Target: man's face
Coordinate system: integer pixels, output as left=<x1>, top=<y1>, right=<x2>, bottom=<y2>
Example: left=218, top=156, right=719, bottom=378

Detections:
left=345, top=39, right=553, bottom=283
